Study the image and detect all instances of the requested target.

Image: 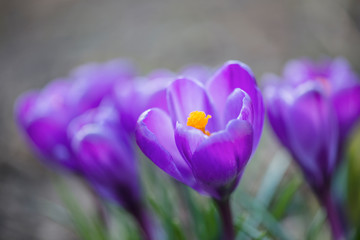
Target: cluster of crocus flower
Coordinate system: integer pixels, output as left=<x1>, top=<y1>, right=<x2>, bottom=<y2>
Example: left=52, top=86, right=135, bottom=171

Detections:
left=14, top=59, right=162, bottom=239
left=14, top=56, right=360, bottom=240
left=264, top=57, right=360, bottom=240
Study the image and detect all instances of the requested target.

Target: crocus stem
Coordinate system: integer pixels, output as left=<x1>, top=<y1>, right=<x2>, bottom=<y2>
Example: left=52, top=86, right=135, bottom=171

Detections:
left=214, top=198, right=235, bottom=240
left=83, top=181, right=109, bottom=229
left=320, top=189, right=345, bottom=240
left=130, top=205, right=154, bottom=240
left=173, top=182, right=195, bottom=239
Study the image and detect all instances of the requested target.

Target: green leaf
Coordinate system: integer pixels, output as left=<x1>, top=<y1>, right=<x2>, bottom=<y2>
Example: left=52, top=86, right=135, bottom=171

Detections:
left=53, top=177, right=108, bottom=240
left=306, top=209, right=326, bottom=240
left=347, top=125, right=360, bottom=225
left=235, top=216, right=268, bottom=240
left=256, top=150, right=290, bottom=208
left=271, top=176, right=302, bottom=220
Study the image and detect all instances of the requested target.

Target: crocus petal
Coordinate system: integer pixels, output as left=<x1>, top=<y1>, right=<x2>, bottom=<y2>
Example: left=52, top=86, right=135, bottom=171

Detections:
left=68, top=101, right=120, bottom=141
left=207, top=61, right=263, bottom=148
left=329, top=57, right=360, bottom=90
left=69, top=59, right=136, bottom=114
left=114, top=77, right=169, bottom=133
left=288, top=90, right=338, bottom=189
left=26, top=117, right=78, bottom=171
left=190, top=119, right=253, bottom=199
left=136, top=108, right=195, bottom=186
left=71, top=59, right=136, bottom=82
left=223, top=88, right=254, bottom=126
left=282, top=59, right=313, bottom=85
left=332, top=85, right=360, bottom=141
left=14, top=82, right=78, bottom=172
left=265, top=94, right=292, bottom=150
left=72, top=126, right=136, bottom=185
left=180, top=64, right=212, bottom=84
left=72, top=124, right=141, bottom=207
left=14, top=91, right=39, bottom=127
left=167, top=78, right=218, bottom=131
left=174, top=123, right=207, bottom=164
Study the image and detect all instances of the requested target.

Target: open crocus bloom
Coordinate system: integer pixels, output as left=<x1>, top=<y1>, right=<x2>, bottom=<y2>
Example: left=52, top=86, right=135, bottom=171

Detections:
left=263, top=57, right=360, bottom=193
left=136, top=61, right=264, bottom=200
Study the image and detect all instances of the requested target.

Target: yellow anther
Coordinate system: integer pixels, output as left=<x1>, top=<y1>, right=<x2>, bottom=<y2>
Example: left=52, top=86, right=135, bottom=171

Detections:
left=187, top=111, right=212, bottom=136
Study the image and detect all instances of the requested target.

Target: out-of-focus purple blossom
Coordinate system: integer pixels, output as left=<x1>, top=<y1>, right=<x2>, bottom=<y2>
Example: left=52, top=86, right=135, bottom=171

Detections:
left=263, top=57, right=360, bottom=192
left=69, top=102, right=142, bottom=210
left=14, top=59, right=136, bottom=173
left=136, top=61, right=264, bottom=200
left=263, top=57, right=360, bottom=240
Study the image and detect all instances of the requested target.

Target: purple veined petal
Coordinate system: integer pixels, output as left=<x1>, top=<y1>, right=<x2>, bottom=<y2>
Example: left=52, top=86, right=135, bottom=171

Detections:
left=174, top=122, right=208, bottom=164
left=190, top=119, right=253, bottom=199
left=167, top=78, right=218, bottom=132
left=223, top=88, right=254, bottom=127
left=288, top=89, right=338, bottom=189
left=207, top=61, right=263, bottom=148
left=332, top=84, right=360, bottom=142
left=207, top=61, right=256, bottom=118
left=136, top=108, right=196, bottom=186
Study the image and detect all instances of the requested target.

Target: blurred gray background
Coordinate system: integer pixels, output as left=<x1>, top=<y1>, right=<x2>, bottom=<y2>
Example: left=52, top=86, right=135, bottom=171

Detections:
left=1, top=0, right=359, bottom=239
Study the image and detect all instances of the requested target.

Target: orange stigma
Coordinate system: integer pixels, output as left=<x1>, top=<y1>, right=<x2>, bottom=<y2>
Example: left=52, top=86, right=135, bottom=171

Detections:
left=187, top=111, right=211, bottom=136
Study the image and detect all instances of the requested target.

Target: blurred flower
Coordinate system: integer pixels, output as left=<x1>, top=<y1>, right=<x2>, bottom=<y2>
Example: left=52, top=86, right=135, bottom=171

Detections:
left=263, top=57, right=360, bottom=239
left=263, top=57, right=360, bottom=193
left=14, top=59, right=136, bottom=173
left=69, top=102, right=144, bottom=211
left=136, top=61, right=264, bottom=200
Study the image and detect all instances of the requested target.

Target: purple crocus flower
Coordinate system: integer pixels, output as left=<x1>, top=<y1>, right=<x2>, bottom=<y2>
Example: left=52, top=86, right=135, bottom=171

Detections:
left=263, top=57, right=360, bottom=240
left=14, top=59, right=135, bottom=173
left=69, top=103, right=140, bottom=207
left=136, top=61, right=264, bottom=240
left=69, top=102, right=154, bottom=239
left=136, top=61, right=264, bottom=200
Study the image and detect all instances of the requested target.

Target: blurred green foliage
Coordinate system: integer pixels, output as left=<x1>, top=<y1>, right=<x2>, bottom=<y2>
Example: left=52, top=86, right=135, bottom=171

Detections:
left=347, top=125, right=360, bottom=235
left=47, top=149, right=337, bottom=240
